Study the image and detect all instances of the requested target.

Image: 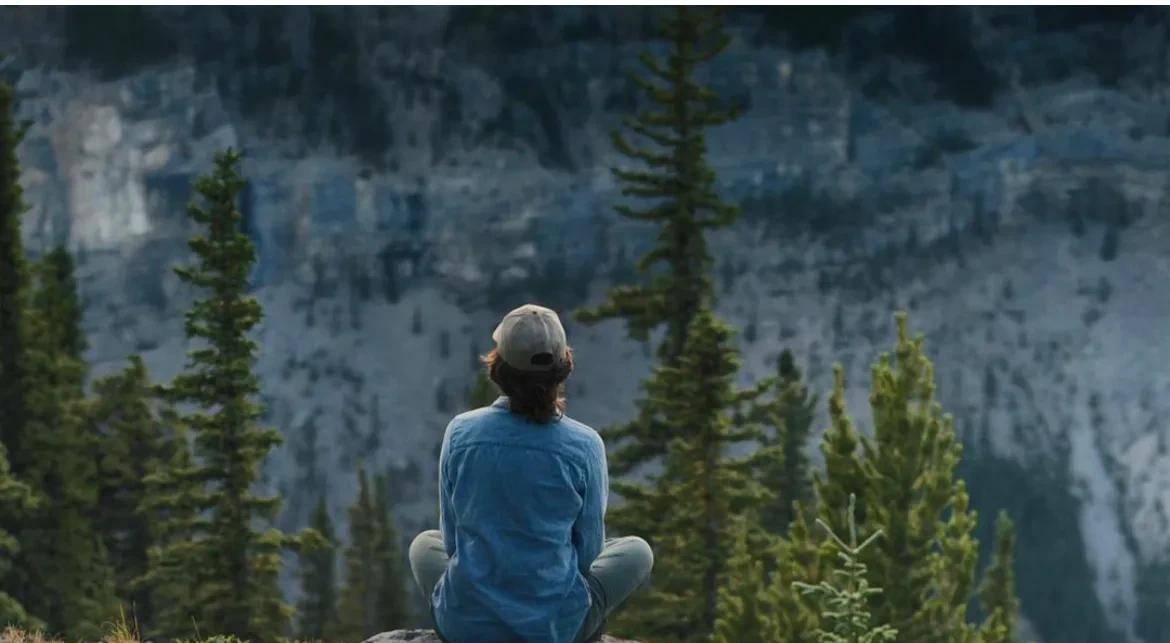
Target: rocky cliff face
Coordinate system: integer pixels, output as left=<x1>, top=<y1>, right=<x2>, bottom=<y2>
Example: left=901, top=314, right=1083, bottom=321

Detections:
left=2, top=7, right=1170, bottom=642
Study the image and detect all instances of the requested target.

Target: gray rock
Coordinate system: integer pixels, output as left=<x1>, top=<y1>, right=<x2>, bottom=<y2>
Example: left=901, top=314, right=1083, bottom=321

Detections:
left=363, top=630, right=639, bottom=643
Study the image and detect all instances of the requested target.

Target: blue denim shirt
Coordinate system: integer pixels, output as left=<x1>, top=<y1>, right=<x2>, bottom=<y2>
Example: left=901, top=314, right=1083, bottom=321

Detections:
left=433, top=397, right=608, bottom=643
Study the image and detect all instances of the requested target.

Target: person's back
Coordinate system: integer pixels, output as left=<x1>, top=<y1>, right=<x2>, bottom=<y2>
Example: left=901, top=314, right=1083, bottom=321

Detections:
left=408, top=304, right=653, bottom=643
left=434, top=399, right=604, bottom=642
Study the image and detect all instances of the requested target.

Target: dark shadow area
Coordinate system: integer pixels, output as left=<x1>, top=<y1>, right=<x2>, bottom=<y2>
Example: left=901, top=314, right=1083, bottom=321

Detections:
left=960, top=440, right=1123, bottom=643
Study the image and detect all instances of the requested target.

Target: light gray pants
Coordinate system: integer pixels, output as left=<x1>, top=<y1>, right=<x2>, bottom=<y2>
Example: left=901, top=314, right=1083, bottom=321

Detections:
left=409, top=530, right=654, bottom=643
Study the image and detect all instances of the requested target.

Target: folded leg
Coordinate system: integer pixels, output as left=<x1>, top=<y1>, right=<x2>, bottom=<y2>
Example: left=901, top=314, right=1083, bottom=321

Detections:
left=575, top=536, right=654, bottom=643
left=409, top=529, right=449, bottom=603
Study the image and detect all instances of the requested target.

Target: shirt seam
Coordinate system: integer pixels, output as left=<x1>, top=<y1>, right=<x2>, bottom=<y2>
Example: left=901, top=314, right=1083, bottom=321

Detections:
left=446, top=441, right=591, bottom=478
left=449, top=441, right=589, bottom=465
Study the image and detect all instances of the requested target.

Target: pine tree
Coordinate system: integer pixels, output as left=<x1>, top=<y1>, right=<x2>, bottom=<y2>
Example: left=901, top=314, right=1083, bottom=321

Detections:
left=574, top=6, right=745, bottom=476
left=813, top=313, right=982, bottom=643
left=30, top=248, right=86, bottom=361
left=0, top=74, right=29, bottom=481
left=813, top=366, right=867, bottom=538
left=576, top=5, right=743, bottom=361
left=337, top=467, right=407, bottom=640
left=337, top=468, right=377, bottom=642
left=608, top=309, right=779, bottom=642
left=747, top=349, right=818, bottom=534
left=139, top=418, right=201, bottom=640
left=144, top=149, right=310, bottom=641
left=773, top=501, right=828, bottom=642
left=17, top=246, right=117, bottom=640
left=713, top=514, right=783, bottom=643
left=298, top=496, right=339, bottom=641
left=0, top=74, right=38, bottom=632
left=772, top=351, right=817, bottom=529
left=792, top=494, right=898, bottom=643
left=88, top=355, right=176, bottom=631
left=372, top=473, right=408, bottom=629
left=978, top=512, right=1021, bottom=643
left=0, top=94, right=104, bottom=637
left=0, top=442, right=35, bottom=630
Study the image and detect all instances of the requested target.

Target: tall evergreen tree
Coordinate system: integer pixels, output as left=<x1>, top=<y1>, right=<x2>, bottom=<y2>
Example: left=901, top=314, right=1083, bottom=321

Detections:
left=772, top=501, right=828, bottom=642
left=143, top=149, right=310, bottom=640
left=576, top=5, right=743, bottom=361
left=372, top=473, right=408, bottom=629
left=771, top=351, right=817, bottom=528
left=0, top=74, right=38, bottom=632
left=30, top=248, right=85, bottom=361
left=337, top=468, right=378, bottom=642
left=88, top=355, right=176, bottom=631
left=713, top=514, right=783, bottom=643
left=298, top=496, right=339, bottom=641
left=607, top=309, right=778, bottom=642
left=574, top=6, right=745, bottom=476
left=16, top=246, right=117, bottom=640
left=813, top=314, right=982, bottom=643
left=715, top=512, right=822, bottom=643
left=0, top=75, right=29, bottom=482
left=978, top=512, right=1021, bottom=643
left=813, top=366, right=866, bottom=537
left=139, top=417, right=200, bottom=640
left=746, top=349, right=818, bottom=534
left=0, top=442, right=34, bottom=630
left=337, top=467, right=407, bottom=641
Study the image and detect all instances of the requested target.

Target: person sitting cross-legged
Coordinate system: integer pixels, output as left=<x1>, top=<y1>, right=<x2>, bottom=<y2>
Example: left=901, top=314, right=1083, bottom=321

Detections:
left=409, top=303, right=654, bottom=643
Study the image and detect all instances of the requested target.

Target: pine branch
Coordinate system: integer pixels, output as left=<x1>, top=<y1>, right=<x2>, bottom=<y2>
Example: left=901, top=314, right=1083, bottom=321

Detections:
left=793, top=495, right=898, bottom=643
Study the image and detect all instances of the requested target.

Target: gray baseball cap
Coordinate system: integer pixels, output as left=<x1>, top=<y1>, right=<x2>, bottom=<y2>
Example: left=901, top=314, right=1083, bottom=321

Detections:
left=492, top=304, right=568, bottom=371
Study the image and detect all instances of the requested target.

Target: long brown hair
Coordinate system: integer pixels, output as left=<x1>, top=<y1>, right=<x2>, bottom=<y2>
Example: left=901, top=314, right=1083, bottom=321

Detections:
left=483, top=346, right=573, bottom=424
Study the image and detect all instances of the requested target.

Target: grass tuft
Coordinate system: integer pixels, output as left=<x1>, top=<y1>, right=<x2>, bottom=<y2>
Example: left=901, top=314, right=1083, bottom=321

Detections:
left=0, top=623, right=316, bottom=643
left=0, top=626, right=64, bottom=643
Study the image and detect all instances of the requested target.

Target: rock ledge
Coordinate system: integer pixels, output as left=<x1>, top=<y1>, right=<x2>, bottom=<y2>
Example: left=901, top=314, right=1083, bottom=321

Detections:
left=363, top=630, right=639, bottom=643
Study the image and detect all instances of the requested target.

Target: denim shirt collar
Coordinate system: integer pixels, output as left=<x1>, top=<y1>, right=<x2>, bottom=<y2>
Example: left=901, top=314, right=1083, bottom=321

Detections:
left=492, top=395, right=563, bottom=421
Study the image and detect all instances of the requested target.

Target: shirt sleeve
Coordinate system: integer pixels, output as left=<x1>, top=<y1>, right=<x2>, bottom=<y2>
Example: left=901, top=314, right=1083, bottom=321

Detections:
left=438, top=420, right=457, bottom=558
left=572, top=432, right=608, bottom=574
